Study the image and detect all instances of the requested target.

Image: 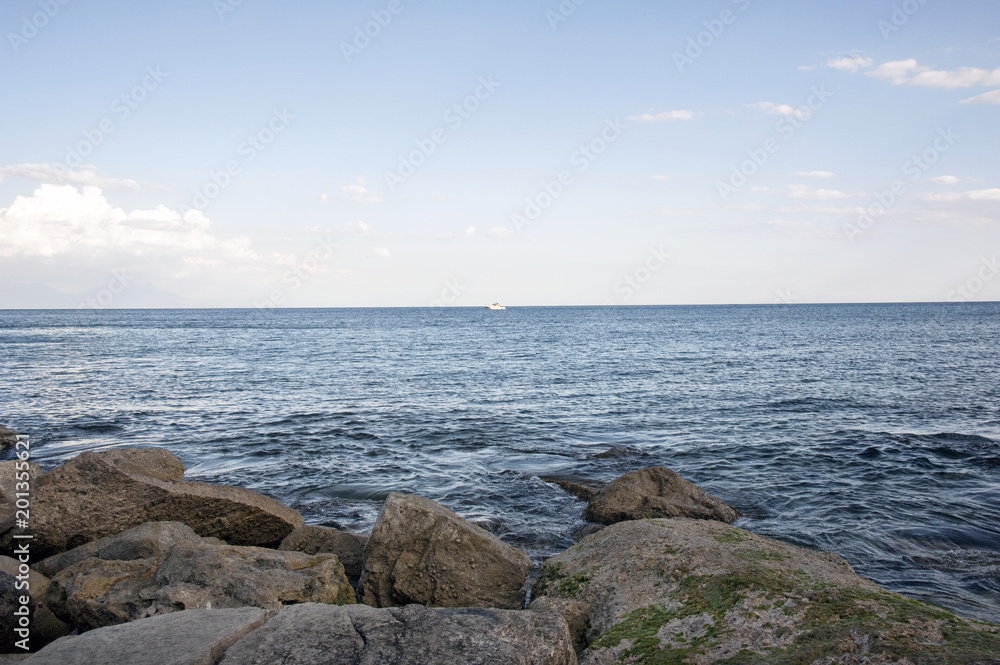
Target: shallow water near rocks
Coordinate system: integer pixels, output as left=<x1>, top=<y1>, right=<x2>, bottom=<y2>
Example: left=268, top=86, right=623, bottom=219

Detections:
left=2, top=303, right=998, bottom=623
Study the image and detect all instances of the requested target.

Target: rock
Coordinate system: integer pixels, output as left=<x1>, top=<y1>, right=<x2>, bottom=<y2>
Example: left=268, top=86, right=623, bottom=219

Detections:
left=21, top=607, right=269, bottom=665
left=0, top=558, right=70, bottom=649
left=220, top=602, right=577, bottom=665
left=0, top=461, right=42, bottom=505
left=278, top=526, right=367, bottom=578
left=359, top=493, right=531, bottom=610
left=582, top=466, right=739, bottom=525
left=44, top=523, right=354, bottom=631
left=1, top=571, right=35, bottom=652
left=2, top=448, right=303, bottom=558
left=0, top=427, right=17, bottom=452
left=571, top=524, right=605, bottom=541
left=33, top=521, right=211, bottom=579
left=530, top=518, right=1000, bottom=664
left=541, top=477, right=599, bottom=502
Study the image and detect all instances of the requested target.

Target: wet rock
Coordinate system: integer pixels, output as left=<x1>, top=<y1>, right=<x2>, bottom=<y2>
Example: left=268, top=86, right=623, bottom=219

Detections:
left=278, top=525, right=367, bottom=578
left=1, top=571, right=35, bottom=653
left=0, top=557, right=70, bottom=649
left=219, top=602, right=577, bottom=665
left=589, top=446, right=642, bottom=460
left=583, top=466, right=739, bottom=525
left=541, top=477, right=599, bottom=502
left=0, top=427, right=18, bottom=452
left=44, top=522, right=354, bottom=631
left=571, top=524, right=605, bottom=542
left=1, top=447, right=303, bottom=558
left=530, top=518, right=1000, bottom=664
left=21, top=607, right=269, bottom=665
left=359, top=493, right=531, bottom=610
left=0, top=461, right=42, bottom=506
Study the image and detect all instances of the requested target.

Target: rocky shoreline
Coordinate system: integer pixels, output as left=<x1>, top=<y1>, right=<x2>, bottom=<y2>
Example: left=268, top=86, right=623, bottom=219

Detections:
left=2, top=445, right=999, bottom=664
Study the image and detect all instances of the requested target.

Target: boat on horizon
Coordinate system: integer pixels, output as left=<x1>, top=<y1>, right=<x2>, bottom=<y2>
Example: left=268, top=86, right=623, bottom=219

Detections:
left=486, top=303, right=506, bottom=310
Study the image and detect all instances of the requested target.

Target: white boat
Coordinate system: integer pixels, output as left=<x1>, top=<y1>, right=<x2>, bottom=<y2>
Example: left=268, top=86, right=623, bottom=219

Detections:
left=486, top=302, right=506, bottom=310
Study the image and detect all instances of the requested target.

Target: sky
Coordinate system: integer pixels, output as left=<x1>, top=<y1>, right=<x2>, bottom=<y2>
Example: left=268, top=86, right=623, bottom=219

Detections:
left=1, top=0, right=998, bottom=308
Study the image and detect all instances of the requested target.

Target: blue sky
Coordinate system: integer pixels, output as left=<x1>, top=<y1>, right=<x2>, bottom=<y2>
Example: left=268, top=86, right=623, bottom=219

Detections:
left=1, top=0, right=998, bottom=307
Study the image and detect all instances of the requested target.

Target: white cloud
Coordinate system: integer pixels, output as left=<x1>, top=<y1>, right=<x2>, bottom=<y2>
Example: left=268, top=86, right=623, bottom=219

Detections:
left=792, top=171, right=836, bottom=179
left=626, top=110, right=695, bottom=122
left=346, top=220, right=370, bottom=233
left=374, top=247, right=391, bottom=257
left=918, top=188, right=1000, bottom=202
left=931, top=175, right=960, bottom=185
left=867, top=59, right=1000, bottom=88
left=338, top=178, right=381, bottom=203
left=0, top=163, right=164, bottom=191
left=465, top=226, right=477, bottom=237
left=0, top=184, right=280, bottom=268
left=827, top=55, right=874, bottom=73
left=748, top=102, right=809, bottom=118
left=960, top=89, right=1000, bottom=104
left=488, top=227, right=513, bottom=239
left=786, top=185, right=862, bottom=201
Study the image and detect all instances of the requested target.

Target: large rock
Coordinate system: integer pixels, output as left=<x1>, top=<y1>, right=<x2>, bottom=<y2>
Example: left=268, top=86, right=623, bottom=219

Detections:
left=220, top=602, right=577, bottom=665
left=44, top=522, right=354, bottom=631
left=582, top=466, right=738, bottom=525
left=0, top=558, right=70, bottom=649
left=530, top=518, right=1000, bottom=664
left=1, top=571, right=34, bottom=653
left=21, top=607, right=269, bottom=665
left=358, top=493, right=531, bottom=610
left=279, top=525, right=367, bottom=578
left=0, top=461, right=42, bottom=506
left=2, top=447, right=303, bottom=558
left=0, top=427, right=17, bottom=452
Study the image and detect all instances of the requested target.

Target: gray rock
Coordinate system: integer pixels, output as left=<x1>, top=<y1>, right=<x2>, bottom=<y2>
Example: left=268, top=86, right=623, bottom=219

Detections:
left=0, top=462, right=42, bottom=506
left=45, top=524, right=355, bottom=631
left=22, top=607, right=269, bottom=665
left=279, top=525, right=367, bottom=578
left=0, top=557, right=70, bottom=649
left=220, top=602, right=577, bottom=665
left=1, top=448, right=303, bottom=558
left=540, top=477, right=599, bottom=502
left=1, top=571, right=35, bottom=652
left=582, top=466, right=739, bottom=525
left=358, top=493, right=531, bottom=610
left=530, top=518, right=1000, bottom=664
left=33, top=521, right=211, bottom=579
left=0, top=427, right=17, bottom=452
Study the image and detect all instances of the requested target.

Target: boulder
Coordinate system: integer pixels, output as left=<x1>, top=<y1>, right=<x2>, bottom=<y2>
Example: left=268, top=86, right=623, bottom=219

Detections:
left=0, top=427, right=17, bottom=452
left=530, top=518, right=1000, bottom=664
left=21, top=607, right=269, bottom=665
left=0, top=558, right=70, bottom=649
left=0, top=461, right=42, bottom=505
left=541, top=477, right=599, bottom=502
left=582, top=466, right=738, bottom=525
left=358, top=493, right=531, bottom=610
left=1, top=571, right=34, bottom=653
left=33, top=521, right=213, bottom=579
left=1, top=448, right=303, bottom=558
left=278, top=525, right=367, bottom=578
left=220, top=602, right=577, bottom=665
left=44, top=522, right=354, bottom=631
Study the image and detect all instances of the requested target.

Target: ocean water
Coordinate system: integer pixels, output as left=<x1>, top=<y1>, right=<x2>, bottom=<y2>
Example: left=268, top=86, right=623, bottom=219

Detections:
left=1, top=304, right=999, bottom=622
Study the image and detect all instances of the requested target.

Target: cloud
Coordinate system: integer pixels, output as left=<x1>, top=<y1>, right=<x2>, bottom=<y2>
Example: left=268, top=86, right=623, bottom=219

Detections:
left=374, top=247, right=391, bottom=257
left=930, top=175, right=960, bottom=184
left=786, top=185, right=862, bottom=201
left=488, top=227, right=513, bottom=239
left=960, top=89, right=1000, bottom=104
left=346, top=220, right=370, bottom=233
left=626, top=110, right=695, bottom=122
left=0, top=163, right=165, bottom=191
left=748, top=102, right=809, bottom=118
left=0, top=184, right=281, bottom=268
left=465, top=226, right=476, bottom=237
left=918, top=188, right=1000, bottom=202
left=338, top=178, right=381, bottom=203
left=867, top=59, right=1000, bottom=88
left=792, top=171, right=836, bottom=179
left=827, top=55, right=873, bottom=73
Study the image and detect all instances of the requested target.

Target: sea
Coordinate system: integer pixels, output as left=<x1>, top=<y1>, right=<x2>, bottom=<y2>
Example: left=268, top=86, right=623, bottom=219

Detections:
left=1, top=303, right=999, bottom=622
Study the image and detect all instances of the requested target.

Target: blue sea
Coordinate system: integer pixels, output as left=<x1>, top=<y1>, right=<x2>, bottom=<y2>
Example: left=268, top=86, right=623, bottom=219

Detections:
left=1, top=304, right=999, bottom=622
